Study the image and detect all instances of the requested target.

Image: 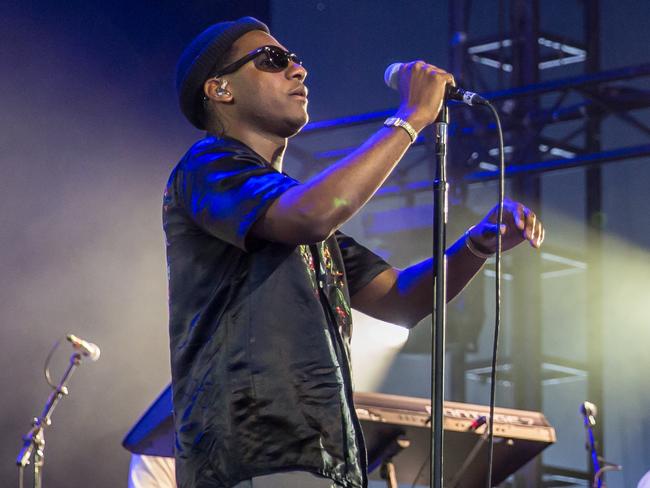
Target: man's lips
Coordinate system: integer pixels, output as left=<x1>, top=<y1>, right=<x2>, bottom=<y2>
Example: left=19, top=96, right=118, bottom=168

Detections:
left=289, top=86, right=308, bottom=98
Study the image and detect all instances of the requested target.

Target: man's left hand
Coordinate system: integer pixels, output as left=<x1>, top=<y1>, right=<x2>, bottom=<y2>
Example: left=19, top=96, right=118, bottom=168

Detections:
left=467, top=198, right=544, bottom=254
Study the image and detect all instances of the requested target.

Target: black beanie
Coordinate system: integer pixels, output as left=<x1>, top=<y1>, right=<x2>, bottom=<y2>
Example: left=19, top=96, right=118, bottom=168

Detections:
left=176, top=16, right=270, bottom=130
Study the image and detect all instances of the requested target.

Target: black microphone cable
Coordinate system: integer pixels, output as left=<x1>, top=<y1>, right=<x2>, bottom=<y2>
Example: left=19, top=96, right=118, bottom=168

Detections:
left=442, top=86, right=506, bottom=488
left=483, top=100, right=505, bottom=488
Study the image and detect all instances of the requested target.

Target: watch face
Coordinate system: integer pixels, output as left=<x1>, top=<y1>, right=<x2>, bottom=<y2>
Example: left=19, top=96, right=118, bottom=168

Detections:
left=385, top=117, right=400, bottom=127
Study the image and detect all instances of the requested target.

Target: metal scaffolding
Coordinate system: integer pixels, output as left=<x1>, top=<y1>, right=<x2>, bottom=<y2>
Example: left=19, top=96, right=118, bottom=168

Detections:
left=287, top=1, right=650, bottom=486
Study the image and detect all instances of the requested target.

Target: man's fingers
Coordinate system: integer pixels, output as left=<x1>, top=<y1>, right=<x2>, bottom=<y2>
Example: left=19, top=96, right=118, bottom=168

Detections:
left=512, top=203, right=525, bottom=230
left=443, top=72, right=456, bottom=87
left=490, top=200, right=544, bottom=249
left=527, top=210, right=537, bottom=241
left=423, top=65, right=455, bottom=85
left=534, top=222, right=545, bottom=248
left=528, top=219, right=544, bottom=248
left=518, top=206, right=535, bottom=239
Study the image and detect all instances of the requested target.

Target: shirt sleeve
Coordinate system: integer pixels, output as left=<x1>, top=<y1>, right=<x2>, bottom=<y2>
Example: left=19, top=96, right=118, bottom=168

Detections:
left=178, top=144, right=299, bottom=251
left=336, top=232, right=392, bottom=297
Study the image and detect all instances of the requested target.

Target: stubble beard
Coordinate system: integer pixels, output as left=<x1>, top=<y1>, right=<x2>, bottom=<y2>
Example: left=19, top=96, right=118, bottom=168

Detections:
left=259, top=104, right=309, bottom=139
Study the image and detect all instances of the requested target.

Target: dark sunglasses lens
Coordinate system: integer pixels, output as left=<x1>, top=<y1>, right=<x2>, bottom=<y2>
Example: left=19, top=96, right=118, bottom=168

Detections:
left=257, top=48, right=301, bottom=72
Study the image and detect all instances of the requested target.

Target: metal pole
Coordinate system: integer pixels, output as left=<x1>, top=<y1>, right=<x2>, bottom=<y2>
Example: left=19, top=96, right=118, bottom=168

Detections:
left=431, top=104, right=449, bottom=488
left=584, top=1, right=604, bottom=483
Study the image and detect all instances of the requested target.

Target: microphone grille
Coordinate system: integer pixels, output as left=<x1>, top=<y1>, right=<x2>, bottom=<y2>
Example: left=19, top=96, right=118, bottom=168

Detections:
left=384, top=63, right=402, bottom=89
left=581, top=401, right=597, bottom=417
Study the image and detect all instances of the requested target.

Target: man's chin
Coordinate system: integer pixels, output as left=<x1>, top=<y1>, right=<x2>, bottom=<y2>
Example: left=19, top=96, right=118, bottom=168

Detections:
left=284, top=112, right=309, bottom=138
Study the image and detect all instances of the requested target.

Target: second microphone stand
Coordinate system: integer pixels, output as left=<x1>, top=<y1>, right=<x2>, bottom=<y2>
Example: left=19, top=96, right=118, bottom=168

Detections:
left=430, top=104, right=449, bottom=488
left=16, top=352, right=83, bottom=488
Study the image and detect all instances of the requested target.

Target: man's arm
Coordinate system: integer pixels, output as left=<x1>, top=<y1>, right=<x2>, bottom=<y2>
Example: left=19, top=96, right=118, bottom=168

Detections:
left=351, top=199, right=545, bottom=328
left=251, top=62, right=455, bottom=244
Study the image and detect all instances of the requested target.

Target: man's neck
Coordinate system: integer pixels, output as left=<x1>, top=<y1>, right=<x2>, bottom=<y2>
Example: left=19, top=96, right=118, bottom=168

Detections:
left=222, top=127, right=286, bottom=172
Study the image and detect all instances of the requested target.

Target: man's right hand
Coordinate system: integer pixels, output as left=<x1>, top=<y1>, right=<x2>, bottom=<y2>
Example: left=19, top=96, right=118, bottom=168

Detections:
left=393, top=61, right=455, bottom=132
left=251, top=63, right=455, bottom=246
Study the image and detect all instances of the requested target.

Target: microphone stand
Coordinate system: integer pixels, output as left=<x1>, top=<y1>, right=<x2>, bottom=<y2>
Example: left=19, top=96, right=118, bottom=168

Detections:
left=449, top=428, right=489, bottom=488
left=16, top=352, right=83, bottom=488
left=580, top=402, right=601, bottom=488
left=584, top=415, right=601, bottom=488
left=431, top=103, right=449, bottom=488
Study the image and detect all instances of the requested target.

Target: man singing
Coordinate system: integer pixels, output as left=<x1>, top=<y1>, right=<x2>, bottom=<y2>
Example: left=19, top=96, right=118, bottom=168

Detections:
left=165, top=16, right=544, bottom=488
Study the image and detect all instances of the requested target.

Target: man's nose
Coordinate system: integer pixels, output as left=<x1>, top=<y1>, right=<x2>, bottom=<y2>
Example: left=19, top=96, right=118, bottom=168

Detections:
left=287, top=61, right=307, bottom=81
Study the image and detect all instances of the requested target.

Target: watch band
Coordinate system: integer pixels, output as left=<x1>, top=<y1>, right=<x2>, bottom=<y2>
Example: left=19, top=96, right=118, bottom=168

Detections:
left=384, top=117, right=418, bottom=143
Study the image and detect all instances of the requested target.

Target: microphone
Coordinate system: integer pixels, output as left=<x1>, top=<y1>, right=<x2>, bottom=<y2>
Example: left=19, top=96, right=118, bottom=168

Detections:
left=66, top=334, right=101, bottom=361
left=384, top=62, right=488, bottom=106
left=580, top=401, right=597, bottom=426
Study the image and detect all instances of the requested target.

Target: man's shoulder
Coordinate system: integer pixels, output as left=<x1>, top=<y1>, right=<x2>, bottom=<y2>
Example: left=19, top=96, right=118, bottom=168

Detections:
left=179, top=135, right=266, bottom=173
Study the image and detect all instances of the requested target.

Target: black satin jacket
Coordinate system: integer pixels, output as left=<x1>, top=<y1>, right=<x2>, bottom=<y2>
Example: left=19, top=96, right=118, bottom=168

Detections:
left=163, top=137, right=390, bottom=488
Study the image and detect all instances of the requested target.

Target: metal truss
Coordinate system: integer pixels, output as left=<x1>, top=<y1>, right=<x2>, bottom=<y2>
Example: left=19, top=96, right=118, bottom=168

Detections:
left=288, top=2, right=648, bottom=486
left=292, top=62, right=650, bottom=186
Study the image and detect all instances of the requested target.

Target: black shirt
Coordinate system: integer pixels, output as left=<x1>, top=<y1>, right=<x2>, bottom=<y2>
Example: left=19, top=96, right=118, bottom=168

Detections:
left=163, top=136, right=391, bottom=488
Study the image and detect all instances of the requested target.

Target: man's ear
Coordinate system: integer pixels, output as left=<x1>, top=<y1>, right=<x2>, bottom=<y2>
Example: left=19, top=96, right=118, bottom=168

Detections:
left=204, top=78, right=233, bottom=103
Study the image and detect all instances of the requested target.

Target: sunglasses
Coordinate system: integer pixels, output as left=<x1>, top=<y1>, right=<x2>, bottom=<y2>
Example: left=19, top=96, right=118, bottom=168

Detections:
left=211, top=45, right=302, bottom=78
